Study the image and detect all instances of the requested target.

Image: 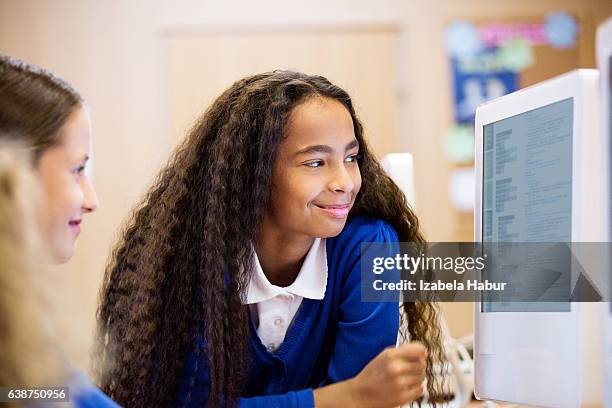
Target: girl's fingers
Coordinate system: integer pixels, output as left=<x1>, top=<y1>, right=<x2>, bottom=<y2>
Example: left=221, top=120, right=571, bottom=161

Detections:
left=390, top=360, right=427, bottom=376
left=392, top=356, right=428, bottom=376
left=393, top=342, right=428, bottom=361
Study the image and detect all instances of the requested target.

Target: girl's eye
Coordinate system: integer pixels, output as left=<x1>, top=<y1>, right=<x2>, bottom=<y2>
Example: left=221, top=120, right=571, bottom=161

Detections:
left=345, top=154, right=361, bottom=163
left=74, top=166, right=85, bottom=175
left=304, top=160, right=324, bottom=168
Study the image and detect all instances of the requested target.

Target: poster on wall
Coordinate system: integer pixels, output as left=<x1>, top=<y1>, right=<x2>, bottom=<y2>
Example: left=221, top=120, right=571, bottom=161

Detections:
left=451, top=51, right=519, bottom=124
left=446, top=12, right=578, bottom=126
left=444, top=11, right=579, bottom=211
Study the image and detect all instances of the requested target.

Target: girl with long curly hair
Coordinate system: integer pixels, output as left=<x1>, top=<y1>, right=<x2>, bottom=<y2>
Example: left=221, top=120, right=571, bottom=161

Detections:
left=0, top=55, right=119, bottom=407
left=95, top=70, right=444, bottom=407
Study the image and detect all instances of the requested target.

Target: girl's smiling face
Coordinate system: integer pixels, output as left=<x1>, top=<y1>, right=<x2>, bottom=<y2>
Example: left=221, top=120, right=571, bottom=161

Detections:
left=36, top=105, right=99, bottom=263
left=264, top=96, right=362, bottom=240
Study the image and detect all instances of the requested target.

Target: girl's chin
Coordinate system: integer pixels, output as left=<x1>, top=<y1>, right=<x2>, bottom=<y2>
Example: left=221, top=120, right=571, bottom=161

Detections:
left=316, top=220, right=348, bottom=238
left=49, top=243, right=75, bottom=264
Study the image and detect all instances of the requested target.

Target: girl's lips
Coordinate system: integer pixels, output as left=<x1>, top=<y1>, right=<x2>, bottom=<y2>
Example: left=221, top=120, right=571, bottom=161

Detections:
left=314, top=203, right=350, bottom=218
left=69, top=219, right=82, bottom=234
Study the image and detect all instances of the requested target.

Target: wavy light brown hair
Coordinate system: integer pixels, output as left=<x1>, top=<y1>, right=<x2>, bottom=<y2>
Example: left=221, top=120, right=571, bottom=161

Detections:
left=0, top=54, right=83, bottom=162
left=95, top=70, right=445, bottom=407
left=0, top=145, right=66, bottom=398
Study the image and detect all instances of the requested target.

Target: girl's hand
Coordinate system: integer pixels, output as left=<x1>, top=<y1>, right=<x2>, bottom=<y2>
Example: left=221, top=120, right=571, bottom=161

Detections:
left=347, top=342, right=427, bottom=408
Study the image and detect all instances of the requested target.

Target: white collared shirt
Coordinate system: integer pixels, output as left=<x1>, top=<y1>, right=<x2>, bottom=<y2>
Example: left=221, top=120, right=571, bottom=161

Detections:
left=243, top=238, right=327, bottom=352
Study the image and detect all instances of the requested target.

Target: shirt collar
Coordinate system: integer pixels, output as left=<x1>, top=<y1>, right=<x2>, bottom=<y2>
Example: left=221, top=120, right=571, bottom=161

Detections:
left=243, top=238, right=328, bottom=304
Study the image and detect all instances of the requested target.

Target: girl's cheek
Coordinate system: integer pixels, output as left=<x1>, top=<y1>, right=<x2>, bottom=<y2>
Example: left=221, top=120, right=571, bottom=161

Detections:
left=353, top=170, right=362, bottom=192
left=304, top=179, right=326, bottom=201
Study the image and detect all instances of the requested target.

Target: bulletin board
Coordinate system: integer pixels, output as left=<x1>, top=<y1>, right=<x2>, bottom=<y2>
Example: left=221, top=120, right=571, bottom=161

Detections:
left=443, top=12, right=593, bottom=241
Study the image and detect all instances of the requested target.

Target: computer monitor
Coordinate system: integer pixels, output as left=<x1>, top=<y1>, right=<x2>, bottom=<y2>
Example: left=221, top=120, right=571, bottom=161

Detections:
left=597, top=17, right=612, bottom=408
left=474, top=69, right=602, bottom=407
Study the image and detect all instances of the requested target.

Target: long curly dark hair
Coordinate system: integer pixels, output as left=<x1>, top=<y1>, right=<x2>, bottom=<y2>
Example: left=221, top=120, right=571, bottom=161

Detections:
left=94, top=71, right=445, bottom=407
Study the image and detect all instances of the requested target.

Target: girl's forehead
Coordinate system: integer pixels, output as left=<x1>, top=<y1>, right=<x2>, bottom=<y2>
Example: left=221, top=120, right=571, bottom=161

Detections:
left=284, top=98, right=354, bottom=145
left=57, top=108, right=92, bottom=150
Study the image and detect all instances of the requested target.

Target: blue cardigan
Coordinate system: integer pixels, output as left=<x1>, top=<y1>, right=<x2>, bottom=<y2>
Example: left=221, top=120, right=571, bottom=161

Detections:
left=177, top=216, right=400, bottom=407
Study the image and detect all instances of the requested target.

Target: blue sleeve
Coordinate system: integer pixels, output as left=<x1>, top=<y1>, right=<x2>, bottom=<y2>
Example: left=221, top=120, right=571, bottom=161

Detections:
left=238, top=389, right=314, bottom=407
left=180, top=372, right=314, bottom=408
left=321, top=219, right=400, bottom=384
left=179, top=343, right=315, bottom=408
left=62, top=370, right=121, bottom=408
left=72, top=387, right=122, bottom=408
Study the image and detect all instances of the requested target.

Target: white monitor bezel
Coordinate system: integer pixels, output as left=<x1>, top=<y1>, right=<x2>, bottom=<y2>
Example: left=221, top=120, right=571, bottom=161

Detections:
left=599, top=19, right=612, bottom=241
left=597, top=16, right=612, bottom=408
left=473, top=69, right=600, bottom=407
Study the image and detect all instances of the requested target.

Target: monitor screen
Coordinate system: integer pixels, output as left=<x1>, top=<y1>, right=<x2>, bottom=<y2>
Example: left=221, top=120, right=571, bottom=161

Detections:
left=482, top=97, right=573, bottom=312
